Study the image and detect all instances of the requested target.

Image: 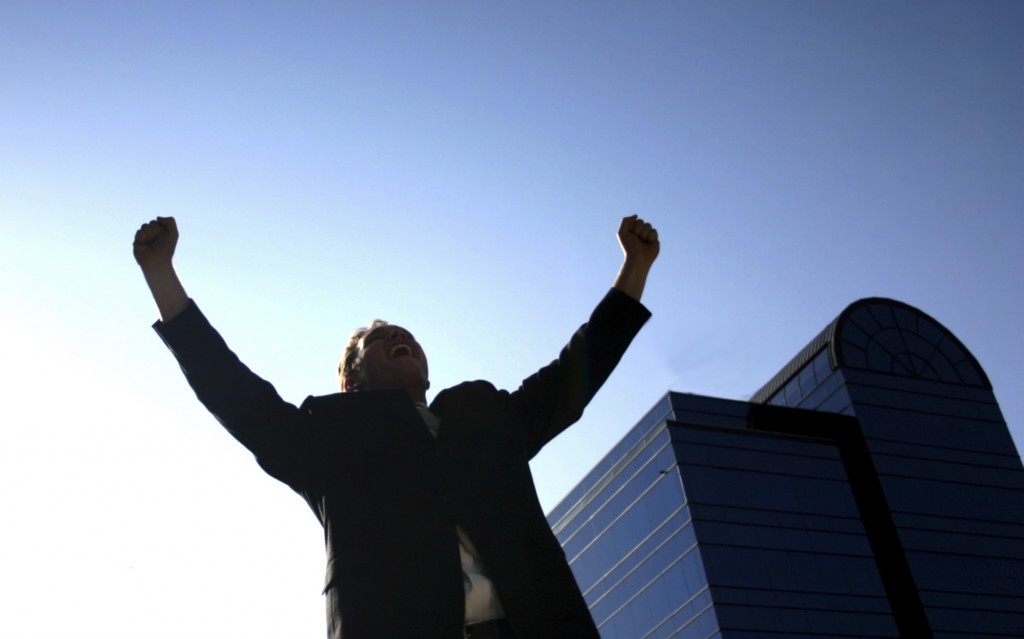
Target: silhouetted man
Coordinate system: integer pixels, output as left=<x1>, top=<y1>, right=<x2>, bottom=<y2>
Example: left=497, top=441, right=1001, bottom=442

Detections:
left=134, top=215, right=658, bottom=638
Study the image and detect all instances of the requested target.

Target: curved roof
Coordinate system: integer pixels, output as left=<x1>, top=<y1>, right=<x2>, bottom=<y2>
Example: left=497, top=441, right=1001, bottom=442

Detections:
left=751, top=297, right=991, bottom=404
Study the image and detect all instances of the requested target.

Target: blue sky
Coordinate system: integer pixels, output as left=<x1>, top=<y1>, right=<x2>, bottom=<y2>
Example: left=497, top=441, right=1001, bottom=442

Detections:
left=2, top=2, right=1022, bottom=637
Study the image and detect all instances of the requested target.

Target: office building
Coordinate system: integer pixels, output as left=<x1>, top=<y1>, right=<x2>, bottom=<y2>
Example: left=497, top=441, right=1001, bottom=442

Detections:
left=547, top=297, right=1023, bottom=639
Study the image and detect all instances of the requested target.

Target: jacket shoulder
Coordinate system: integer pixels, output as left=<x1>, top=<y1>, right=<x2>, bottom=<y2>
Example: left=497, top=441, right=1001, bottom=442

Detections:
left=299, top=388, right=411, bottom=415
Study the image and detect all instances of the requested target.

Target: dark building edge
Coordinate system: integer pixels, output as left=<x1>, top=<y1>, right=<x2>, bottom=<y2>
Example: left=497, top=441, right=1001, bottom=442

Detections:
left=747, top=402, right=934, bottom=639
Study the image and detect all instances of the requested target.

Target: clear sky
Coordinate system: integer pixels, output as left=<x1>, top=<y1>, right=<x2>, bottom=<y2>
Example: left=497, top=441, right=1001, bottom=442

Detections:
left=1, top=2, right=1021, bottom=637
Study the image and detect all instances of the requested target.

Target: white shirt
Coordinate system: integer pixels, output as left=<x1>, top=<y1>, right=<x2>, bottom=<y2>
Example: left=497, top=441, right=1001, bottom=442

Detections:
left=416, top=404, right=506, bottom=624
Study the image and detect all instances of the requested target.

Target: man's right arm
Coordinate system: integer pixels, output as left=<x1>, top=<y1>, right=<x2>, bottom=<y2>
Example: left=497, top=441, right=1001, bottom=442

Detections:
left=133, top=217, right=320, bottom=491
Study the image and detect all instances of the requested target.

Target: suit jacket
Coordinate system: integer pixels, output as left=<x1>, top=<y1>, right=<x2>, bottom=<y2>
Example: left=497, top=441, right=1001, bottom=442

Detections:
left=155, top=288, right=650, bottom=638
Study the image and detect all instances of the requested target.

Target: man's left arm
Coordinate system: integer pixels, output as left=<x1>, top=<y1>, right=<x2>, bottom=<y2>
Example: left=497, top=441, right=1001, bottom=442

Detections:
left=510, top=216, right=659, bottom=457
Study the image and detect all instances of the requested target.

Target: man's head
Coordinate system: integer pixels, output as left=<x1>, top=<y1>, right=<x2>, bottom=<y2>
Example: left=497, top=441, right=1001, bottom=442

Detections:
left=338, top=320, right=430, bottom=402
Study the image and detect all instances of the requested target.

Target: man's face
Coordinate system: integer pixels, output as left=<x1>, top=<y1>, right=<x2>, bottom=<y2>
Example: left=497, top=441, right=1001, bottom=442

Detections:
left=350, top=324, right=429, bottom=396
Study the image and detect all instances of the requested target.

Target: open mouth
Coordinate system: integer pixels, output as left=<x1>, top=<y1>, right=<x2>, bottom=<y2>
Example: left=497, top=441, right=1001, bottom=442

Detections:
left=388, top=344, right=414, bottom=358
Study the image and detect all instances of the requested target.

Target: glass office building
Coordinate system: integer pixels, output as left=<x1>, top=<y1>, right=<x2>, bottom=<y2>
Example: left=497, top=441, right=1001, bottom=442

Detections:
left=547, top=298, right=1024, bottom=639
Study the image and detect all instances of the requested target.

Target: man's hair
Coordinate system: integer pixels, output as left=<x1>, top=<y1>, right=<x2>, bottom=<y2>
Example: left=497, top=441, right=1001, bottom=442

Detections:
left=338, top=319, right=390, bottom=391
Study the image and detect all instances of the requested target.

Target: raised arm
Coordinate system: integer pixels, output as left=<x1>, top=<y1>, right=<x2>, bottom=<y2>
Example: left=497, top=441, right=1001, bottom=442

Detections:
left=135, top=216, right=320, bottom=493
left=613, top=214, right=660, bottom=302
left=134, top=216, right=189, bottom=322
left=506, top=216, right=658, bottom=456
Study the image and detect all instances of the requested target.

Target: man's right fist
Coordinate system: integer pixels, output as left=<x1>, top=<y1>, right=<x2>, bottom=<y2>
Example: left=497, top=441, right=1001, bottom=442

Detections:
left=133, top=216, right=179, bottom=269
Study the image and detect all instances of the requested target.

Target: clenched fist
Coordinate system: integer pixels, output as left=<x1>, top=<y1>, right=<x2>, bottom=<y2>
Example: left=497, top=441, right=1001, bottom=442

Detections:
left=617, top=215, right=660, bottom=267
left=133, top=216, right=179, bottom=271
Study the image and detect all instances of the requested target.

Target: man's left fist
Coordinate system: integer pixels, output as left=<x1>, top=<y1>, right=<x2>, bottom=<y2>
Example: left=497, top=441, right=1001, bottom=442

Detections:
left=617, top=215, right=660, bottom=266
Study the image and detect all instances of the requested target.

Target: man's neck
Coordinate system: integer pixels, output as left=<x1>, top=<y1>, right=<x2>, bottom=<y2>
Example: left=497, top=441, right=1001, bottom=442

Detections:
left=404, top=386, right=428, bottom=404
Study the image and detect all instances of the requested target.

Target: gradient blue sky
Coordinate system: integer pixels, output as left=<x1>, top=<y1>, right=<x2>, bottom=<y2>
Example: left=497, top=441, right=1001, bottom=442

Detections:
left=2, top=2, right=1022, bottom=637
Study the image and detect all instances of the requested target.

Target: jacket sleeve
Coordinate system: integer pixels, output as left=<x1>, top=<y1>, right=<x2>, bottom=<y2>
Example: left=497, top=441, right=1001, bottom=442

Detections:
left=509, top=287, right=651, bottom=459
left=153, top=300, right=320, bottom=490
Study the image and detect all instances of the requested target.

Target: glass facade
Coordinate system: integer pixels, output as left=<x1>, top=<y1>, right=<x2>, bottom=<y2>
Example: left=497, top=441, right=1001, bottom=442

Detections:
left=766, top=348, right=854, bottom=415
left=547, top=395, right=720, bottom=639
left=549, top=298, right=1024, bottom=639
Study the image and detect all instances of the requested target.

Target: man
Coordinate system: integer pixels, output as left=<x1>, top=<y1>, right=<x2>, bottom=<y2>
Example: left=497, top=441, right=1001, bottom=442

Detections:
left=134, top=215, right=658, bottom=638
